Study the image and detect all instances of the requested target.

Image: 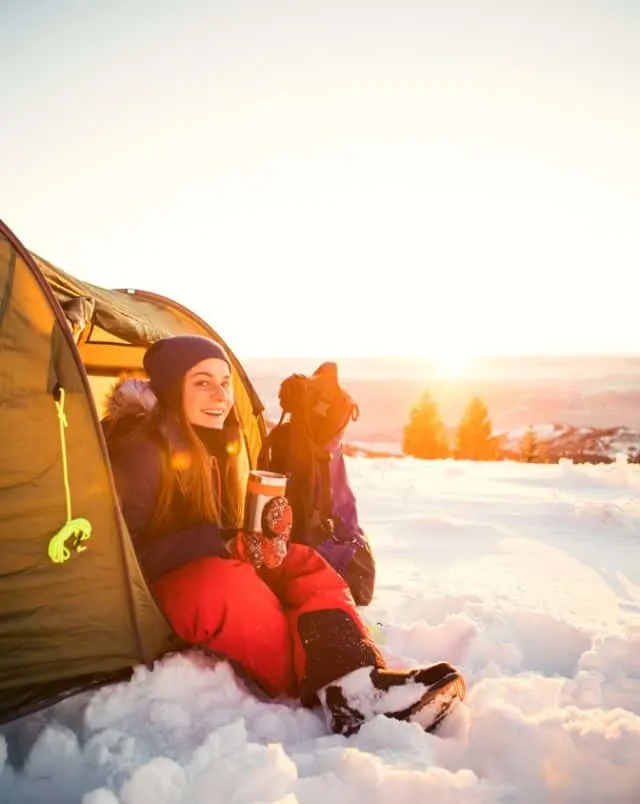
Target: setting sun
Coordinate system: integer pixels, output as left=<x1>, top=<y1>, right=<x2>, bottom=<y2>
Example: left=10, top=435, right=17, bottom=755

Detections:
left=431, top=349, right=477, bottom=379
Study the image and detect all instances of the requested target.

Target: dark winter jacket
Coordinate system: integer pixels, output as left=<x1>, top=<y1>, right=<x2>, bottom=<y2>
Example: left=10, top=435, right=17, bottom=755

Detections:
left=102, top=379, right=233, bottom=583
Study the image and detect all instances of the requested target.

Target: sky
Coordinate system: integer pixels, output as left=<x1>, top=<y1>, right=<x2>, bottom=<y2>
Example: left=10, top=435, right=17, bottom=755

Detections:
left=2, top=456, right=640, bottom=803
left=2, top=0, right=640, bottom=361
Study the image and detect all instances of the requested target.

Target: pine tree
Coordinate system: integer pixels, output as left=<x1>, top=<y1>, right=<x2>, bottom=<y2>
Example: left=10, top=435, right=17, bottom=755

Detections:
left=519, top=425, right=539, bottom=463
left=454, top=396, right=496, bottom=460
left=402, top=390, right=449, bottom=459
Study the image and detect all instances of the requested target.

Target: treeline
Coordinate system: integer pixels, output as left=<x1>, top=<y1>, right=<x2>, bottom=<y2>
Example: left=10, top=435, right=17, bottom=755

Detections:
left=403, top=391, right=555, bottom=462
left=403, top=391, right=501, bottom=460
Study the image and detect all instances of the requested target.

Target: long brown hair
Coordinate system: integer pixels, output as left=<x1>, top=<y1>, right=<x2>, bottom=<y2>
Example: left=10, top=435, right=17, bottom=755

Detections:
left=148, top=380, right=248, bottom=534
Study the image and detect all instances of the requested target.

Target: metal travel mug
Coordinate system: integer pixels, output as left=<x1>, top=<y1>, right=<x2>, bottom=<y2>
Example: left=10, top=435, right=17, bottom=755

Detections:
left=244, top=470, right=288, bottom=534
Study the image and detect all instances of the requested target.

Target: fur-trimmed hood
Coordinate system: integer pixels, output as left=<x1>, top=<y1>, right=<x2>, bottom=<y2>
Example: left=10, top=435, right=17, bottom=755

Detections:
left=102, top=374, right=241, bottom=451
left=104, top=377, right=158, bottom=425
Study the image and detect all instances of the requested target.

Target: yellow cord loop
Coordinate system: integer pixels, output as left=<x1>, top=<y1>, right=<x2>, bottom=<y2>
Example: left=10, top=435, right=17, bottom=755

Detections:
left=48, top=388, right=93, bottom=564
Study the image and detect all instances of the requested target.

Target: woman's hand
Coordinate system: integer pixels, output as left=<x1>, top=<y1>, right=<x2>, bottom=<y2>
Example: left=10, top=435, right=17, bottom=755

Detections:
left=228, top=496, right=293, bottom=569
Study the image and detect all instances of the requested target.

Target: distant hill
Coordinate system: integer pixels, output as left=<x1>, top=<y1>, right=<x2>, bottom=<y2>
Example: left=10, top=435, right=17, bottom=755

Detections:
left=499, top=424, right=640, bottom=464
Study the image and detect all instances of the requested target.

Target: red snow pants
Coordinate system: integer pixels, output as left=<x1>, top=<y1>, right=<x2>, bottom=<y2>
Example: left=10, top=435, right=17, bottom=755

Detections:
left=152, top=543, right=382, bottom=699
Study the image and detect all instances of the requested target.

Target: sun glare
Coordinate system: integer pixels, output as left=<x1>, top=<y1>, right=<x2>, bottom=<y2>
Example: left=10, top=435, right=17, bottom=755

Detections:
left=431, top=350, right=476, bottom=379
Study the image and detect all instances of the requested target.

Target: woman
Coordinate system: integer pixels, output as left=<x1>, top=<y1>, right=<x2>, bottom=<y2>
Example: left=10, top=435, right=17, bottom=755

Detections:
left=104, top=334, right=465, bottom=735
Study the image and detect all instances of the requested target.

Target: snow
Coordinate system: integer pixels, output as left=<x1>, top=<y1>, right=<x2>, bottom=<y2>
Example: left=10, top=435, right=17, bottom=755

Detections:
left=347, top=441, right=404, bottom=456
left=2, top=458, right=640, bottom=803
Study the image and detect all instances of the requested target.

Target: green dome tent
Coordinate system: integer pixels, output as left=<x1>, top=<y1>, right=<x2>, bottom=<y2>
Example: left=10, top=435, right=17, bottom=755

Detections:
left=0, top=219, right=266, bottom=723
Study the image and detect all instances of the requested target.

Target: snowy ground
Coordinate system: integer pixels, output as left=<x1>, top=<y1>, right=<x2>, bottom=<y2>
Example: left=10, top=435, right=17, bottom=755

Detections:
left=2, top=457, right=640, bottom=804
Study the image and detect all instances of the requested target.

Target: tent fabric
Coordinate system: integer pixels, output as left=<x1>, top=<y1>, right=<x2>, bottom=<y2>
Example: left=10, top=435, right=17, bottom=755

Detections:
left=33, top=253, right=197, bottom=345
left=0, top=220, right=267, bottom=723
left=31, top=253, right=265, bottom=467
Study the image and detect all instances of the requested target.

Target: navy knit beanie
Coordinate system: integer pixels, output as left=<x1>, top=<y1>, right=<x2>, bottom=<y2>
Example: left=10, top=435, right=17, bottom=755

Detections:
left=143, top=335, right=231, bottom=400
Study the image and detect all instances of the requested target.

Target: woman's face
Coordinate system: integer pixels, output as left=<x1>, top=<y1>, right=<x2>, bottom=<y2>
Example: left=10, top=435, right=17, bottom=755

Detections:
left=182, top=357, right=233, bottom=429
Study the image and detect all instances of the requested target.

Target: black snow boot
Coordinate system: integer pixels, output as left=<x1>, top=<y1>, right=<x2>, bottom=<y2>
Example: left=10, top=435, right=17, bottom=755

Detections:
left=319, top=661, right=466, bottom=736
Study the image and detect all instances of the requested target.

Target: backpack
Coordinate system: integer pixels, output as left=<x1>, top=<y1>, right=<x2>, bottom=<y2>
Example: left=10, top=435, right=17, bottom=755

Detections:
left=260, top=362, right=376, bottom=605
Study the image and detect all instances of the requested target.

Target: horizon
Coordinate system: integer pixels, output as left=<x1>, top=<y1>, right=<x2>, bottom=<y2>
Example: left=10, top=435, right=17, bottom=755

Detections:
left=247, top=351, right=640, bottom=438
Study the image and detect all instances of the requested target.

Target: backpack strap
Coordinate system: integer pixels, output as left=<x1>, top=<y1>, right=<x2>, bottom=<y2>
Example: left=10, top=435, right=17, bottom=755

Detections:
left=313, top=448, right=335, bottom=537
